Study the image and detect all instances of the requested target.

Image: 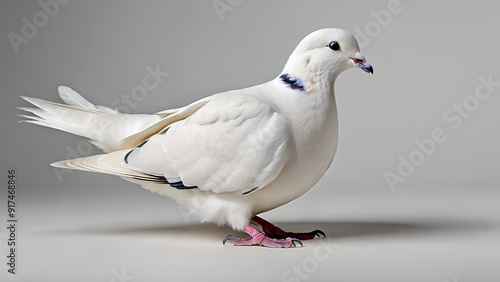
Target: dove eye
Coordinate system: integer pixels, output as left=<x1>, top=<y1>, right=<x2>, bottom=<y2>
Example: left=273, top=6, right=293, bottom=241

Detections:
left=329, top=41, right=340, bottom=51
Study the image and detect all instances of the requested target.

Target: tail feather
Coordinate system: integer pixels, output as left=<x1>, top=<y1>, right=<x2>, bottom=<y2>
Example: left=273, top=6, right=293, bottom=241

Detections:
left=58, top=85, right=117, bottom=113
left=19, top=87, right=162, bottom=153
left=18, top=104, right=92, bottom=137
left=17, top=114, right=43, bottom=121
left=58, top=85, right=98, bottom=110
left=51, top=150, right=163, bottom=181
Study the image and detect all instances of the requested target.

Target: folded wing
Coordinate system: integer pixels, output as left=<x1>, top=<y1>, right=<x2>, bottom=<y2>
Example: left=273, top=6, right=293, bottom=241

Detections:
left=125, top=93, right=290, bottom=195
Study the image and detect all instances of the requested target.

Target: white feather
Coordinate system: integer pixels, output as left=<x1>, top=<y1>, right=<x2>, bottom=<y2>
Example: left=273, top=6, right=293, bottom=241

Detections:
left=58, top=85, right=98, bottom=109
left=125, top=92, right=289, bottom=195
left=58, top=86, right=121, bottom=114
left=19, top=95, right=162, bottom=152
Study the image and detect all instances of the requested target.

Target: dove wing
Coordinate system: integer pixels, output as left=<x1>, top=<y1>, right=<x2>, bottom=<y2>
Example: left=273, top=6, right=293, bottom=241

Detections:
left=125, top=93, right=290, bottom=195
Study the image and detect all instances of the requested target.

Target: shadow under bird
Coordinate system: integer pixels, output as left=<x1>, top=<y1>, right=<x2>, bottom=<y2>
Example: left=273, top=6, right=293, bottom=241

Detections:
left=19, top=28, right=373, bottom=248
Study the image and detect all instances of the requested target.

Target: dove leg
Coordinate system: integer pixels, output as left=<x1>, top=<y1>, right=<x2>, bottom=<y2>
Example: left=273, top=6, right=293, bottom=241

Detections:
left=223, top=225, right=302, bottom=248
left=251, top=216, right=325, bottom=240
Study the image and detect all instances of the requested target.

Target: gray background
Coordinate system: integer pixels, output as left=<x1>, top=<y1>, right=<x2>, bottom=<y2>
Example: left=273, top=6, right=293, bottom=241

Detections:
left=1, top=0, right=499, bottom=281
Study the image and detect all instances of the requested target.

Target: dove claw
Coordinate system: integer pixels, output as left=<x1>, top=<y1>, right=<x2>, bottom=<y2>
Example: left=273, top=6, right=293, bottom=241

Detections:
left=223, top=235, right=237, bottom=245
left=312, top=230, right=326, bottom=238
left=290, top=238, right=303, bottom=247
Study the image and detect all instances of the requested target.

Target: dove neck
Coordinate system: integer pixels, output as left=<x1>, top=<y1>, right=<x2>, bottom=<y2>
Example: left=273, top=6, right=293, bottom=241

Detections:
left=272, top=77, right=338, bottom=151
left=297, top=89, right=337, bottom=149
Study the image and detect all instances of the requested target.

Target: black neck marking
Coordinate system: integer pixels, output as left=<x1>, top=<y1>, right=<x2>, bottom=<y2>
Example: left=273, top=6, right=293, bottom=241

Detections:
left=280, top=73, right=305, bottom=91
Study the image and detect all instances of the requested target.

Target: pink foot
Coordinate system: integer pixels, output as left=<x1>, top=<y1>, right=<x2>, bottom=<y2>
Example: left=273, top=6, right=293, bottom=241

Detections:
left=223, top=225, right=303, bottom=248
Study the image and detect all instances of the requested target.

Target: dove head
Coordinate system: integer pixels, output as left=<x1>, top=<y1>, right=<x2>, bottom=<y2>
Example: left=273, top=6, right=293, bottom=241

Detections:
left=280, top=28, right=372, bottom=92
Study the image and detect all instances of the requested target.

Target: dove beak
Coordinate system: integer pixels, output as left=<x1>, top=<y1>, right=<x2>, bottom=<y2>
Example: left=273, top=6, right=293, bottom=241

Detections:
left=352, top=52, right=373, bottom=74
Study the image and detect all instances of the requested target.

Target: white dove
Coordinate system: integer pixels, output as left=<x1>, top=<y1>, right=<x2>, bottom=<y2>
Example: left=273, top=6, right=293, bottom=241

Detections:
left=19, top=28, right=373, bottom=248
